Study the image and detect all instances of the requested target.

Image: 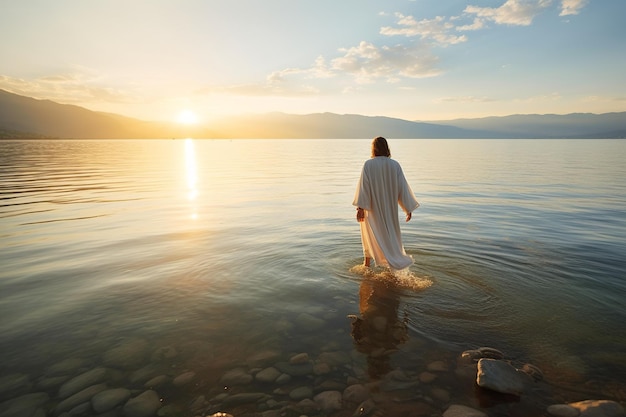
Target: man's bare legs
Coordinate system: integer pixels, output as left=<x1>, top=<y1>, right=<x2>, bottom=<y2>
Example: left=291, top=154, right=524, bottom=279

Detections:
left=364, top=257, right=371, bottom=267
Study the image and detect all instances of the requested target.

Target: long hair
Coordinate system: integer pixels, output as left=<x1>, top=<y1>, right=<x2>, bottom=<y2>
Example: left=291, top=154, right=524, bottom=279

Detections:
left=371, top=136, right=391, bottom=158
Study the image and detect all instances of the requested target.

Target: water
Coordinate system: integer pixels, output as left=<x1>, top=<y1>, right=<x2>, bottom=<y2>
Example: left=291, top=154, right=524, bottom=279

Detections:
left=1, top=139, right=625, bottom=415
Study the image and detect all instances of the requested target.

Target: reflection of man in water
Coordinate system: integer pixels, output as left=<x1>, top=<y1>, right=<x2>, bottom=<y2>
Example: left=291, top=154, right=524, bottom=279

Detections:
left=350, top=277, right=408, bottom=379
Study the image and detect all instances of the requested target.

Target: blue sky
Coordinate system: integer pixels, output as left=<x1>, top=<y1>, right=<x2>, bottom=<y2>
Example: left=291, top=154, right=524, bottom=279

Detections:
left=1, top=0, right=624, bottom=123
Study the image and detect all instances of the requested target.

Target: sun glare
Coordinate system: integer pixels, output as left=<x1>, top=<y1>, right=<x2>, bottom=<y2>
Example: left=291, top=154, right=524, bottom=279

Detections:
left=177, top=109, right=198, bottom=125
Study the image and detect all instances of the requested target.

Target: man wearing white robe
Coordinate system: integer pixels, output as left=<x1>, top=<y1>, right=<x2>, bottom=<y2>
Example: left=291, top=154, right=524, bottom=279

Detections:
left=353, top=137, right=419, bottom=270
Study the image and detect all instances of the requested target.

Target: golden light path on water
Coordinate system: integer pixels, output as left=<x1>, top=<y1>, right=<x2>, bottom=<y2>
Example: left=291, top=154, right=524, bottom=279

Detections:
left=185, top=138, right=199, bottom=220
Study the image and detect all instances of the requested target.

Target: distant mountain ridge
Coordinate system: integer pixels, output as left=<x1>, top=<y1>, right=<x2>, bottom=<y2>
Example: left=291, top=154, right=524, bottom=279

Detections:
left=1, top=89, right=625, bottom=139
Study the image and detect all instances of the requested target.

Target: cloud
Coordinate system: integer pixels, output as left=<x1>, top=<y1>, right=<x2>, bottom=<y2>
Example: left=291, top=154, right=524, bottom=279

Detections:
left=0, top=70, right=133, bottom=105
left=331, top=41, right=441, bottom=83
left=464, top=0, right=552, bottom=26
left=434, top=95, right=496, bottom=103
left=560, top=0, right=587, bottom=16
left=380, top=14, right=468, bottom=46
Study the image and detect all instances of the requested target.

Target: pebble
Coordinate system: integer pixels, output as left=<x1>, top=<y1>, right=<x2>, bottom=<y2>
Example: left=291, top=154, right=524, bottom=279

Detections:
left=123, top=390, right=162, bottom=417
left=274, top=361, right=314, bottom=377
left=45, top=358, right=88, bottom=376
left=343, top=384, right=369, bottom=405
left=222, top=392, right=267, bottom=408
left=313, top=390, right=342, bottom=413
left=289, top=386, right=313, bottom=400
left=0, top=374, right=32, bottom=400
left=476, top=358, right=526, bottom=396
left=220, top=368, right=253, bottom=386
left=443, top=404, right=488, bottom=417
left=289, top=353, right=309, bottom=364
left=104, top=339, right=149, bottom=370
left=91, top=388, right=132, bottom=413
left=568, top=400, right=625, bottom=417
left=427, top=360, right=449, bottom=372
left=255, top=367, right=281, bottom=383
left=419, top=371, right=437, bottom=383
left=144, top=375, right=168, bottom=389
left=172, top=371, right=195, bottom=387
left=55, top=383, right=107, bottom=415
left=0, top=392, right=49, bottom=417
left=547, top=404, right=581, bottom=417
left=58, top=368, right=108, bottom=399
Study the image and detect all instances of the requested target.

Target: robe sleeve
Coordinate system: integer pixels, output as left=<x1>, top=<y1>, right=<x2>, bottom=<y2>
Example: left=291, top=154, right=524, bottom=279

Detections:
left=352, top=164, right=372, bottom=210
left=397, top=165, right=419, bottom=214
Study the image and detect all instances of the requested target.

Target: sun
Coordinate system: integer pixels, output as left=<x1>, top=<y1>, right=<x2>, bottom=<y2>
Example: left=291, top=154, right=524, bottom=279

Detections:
left=177, top=109, right=199, bottom=125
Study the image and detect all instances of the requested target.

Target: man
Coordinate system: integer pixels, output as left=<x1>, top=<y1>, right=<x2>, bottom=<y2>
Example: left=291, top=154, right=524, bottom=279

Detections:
left=353, top=137, right=419, bottom=270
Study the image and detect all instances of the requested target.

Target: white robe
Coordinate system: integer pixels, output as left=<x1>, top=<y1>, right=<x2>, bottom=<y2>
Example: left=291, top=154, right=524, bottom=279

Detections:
left=353, top=156, right=419, bottom=270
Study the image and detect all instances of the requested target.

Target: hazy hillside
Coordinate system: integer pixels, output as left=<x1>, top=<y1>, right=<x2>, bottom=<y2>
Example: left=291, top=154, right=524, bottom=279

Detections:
left=431, top=113, right=626, bottom=138
left=0, top=89, right=191, bottom=139
left=1, top=89, right=624, bottom=139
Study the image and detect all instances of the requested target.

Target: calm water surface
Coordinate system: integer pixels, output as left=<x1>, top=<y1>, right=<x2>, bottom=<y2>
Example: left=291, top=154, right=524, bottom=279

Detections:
left=1, top=139, right=625, bottom=415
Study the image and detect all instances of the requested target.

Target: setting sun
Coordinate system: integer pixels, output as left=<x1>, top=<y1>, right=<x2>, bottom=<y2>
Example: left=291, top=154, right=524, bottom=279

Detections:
left=177, top=109, right=198, bottom=125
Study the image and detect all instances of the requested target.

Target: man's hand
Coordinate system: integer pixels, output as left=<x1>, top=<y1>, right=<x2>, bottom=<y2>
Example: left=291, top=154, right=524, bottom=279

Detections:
left=356, top=208, right=365, bottom=222
left=406, top=212, right=412, bottom=222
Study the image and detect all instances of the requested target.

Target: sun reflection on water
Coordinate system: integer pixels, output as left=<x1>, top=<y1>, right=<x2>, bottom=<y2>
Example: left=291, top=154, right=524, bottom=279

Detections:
left=184, top=138, right=199, bottom=219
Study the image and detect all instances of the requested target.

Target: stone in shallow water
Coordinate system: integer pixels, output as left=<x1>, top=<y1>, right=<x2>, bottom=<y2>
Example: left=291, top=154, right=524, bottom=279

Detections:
left=123, top=390, right=161, bottom=417
left=476, top=359, right=526, bottom=396
left=274, top=361, right=314, bottom=377
left=104, top=338, right=149, bottom=369
left=343, top=384, right=369, bottom=405
left=220, top=368, right=253, bottom=385
left=289, top=352, right=309, bottom=364
left=222, top=393, right=267, bottom=408
left=58, top=368, right=108, bottom=399
left=173, top=371, right=195, bottom=387
left=91, top=388, right=131, bottom=413
left=296, top=313, right=325, bottom=330
left=46, top=358, right=89, bottom=376
left=314, top=391, right=342, bottom=413
left=427, top=360, right=449, bottom=372
left=443, top=404, right=488, bottom=417
left=0, top=373, right=32, bottom=400
left=255, top=367, right=281, bottom=383
left=289, top=386, right=313, bottom=400
left=547, top=404, right=580, bottom=417
left=55, top=384, right=108, bottom=415
left=568, top=400, right=625, bottom=417
left=1, top=392, right=49, bottom=417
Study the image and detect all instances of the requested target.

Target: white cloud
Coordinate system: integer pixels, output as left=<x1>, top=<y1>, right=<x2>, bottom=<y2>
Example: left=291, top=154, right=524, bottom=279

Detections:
left=0, top=70, right=132, bottom=105
left=331, top=41, right=441, bottom=83
left=456, top=17, right=486, bottom=31
left=434, top=95, right=495, bottom=103
left=381, top=14, right=468, bottom=46
left=464, top=0, right=552, bottom=26
left=560, top=0, right=587, bottom=16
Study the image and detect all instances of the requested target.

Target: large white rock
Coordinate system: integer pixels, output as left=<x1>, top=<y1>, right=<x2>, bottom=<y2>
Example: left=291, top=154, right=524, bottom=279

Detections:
left=476, top=359, right=526, bottom=396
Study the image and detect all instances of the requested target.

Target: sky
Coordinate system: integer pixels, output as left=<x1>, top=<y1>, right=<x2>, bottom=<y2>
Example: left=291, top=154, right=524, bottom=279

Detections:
left=1, top=0, right=625, bottom=123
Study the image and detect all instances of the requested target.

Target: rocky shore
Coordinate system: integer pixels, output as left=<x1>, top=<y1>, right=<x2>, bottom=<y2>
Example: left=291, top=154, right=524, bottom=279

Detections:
left=1, top=337, right=624, bottom=417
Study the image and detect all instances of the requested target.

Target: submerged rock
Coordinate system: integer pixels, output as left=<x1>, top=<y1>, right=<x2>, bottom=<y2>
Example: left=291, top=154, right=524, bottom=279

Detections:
left=476, top=359, right=526, bottom=396
left=58, top=368, right=108, bottom=399
left=220, top=368, right=253, bottom=386
left=443, top=404, right=488, bottom=417
left=123, top=390, right=161, bottom=417
left=104, top=338, right=149, bottom=369
left=568, top=400, right=625, bottom=417
left=314, top=390, right=342, bottom=413
left=255, top=367, right=281, bottom=383
left=0, top=392, right=49, bottom=417
left=92, top=388, right=131, bottom=413
left=55, top=384, right=107, bottom=415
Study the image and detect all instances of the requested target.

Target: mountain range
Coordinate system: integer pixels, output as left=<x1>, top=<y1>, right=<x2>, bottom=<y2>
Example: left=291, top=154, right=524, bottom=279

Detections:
left=1, top=89, right=625, bottom=139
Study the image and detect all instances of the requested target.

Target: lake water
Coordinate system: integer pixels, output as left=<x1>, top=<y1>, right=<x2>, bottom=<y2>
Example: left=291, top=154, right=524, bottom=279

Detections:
left=1, top=139, right=625, bottom=416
